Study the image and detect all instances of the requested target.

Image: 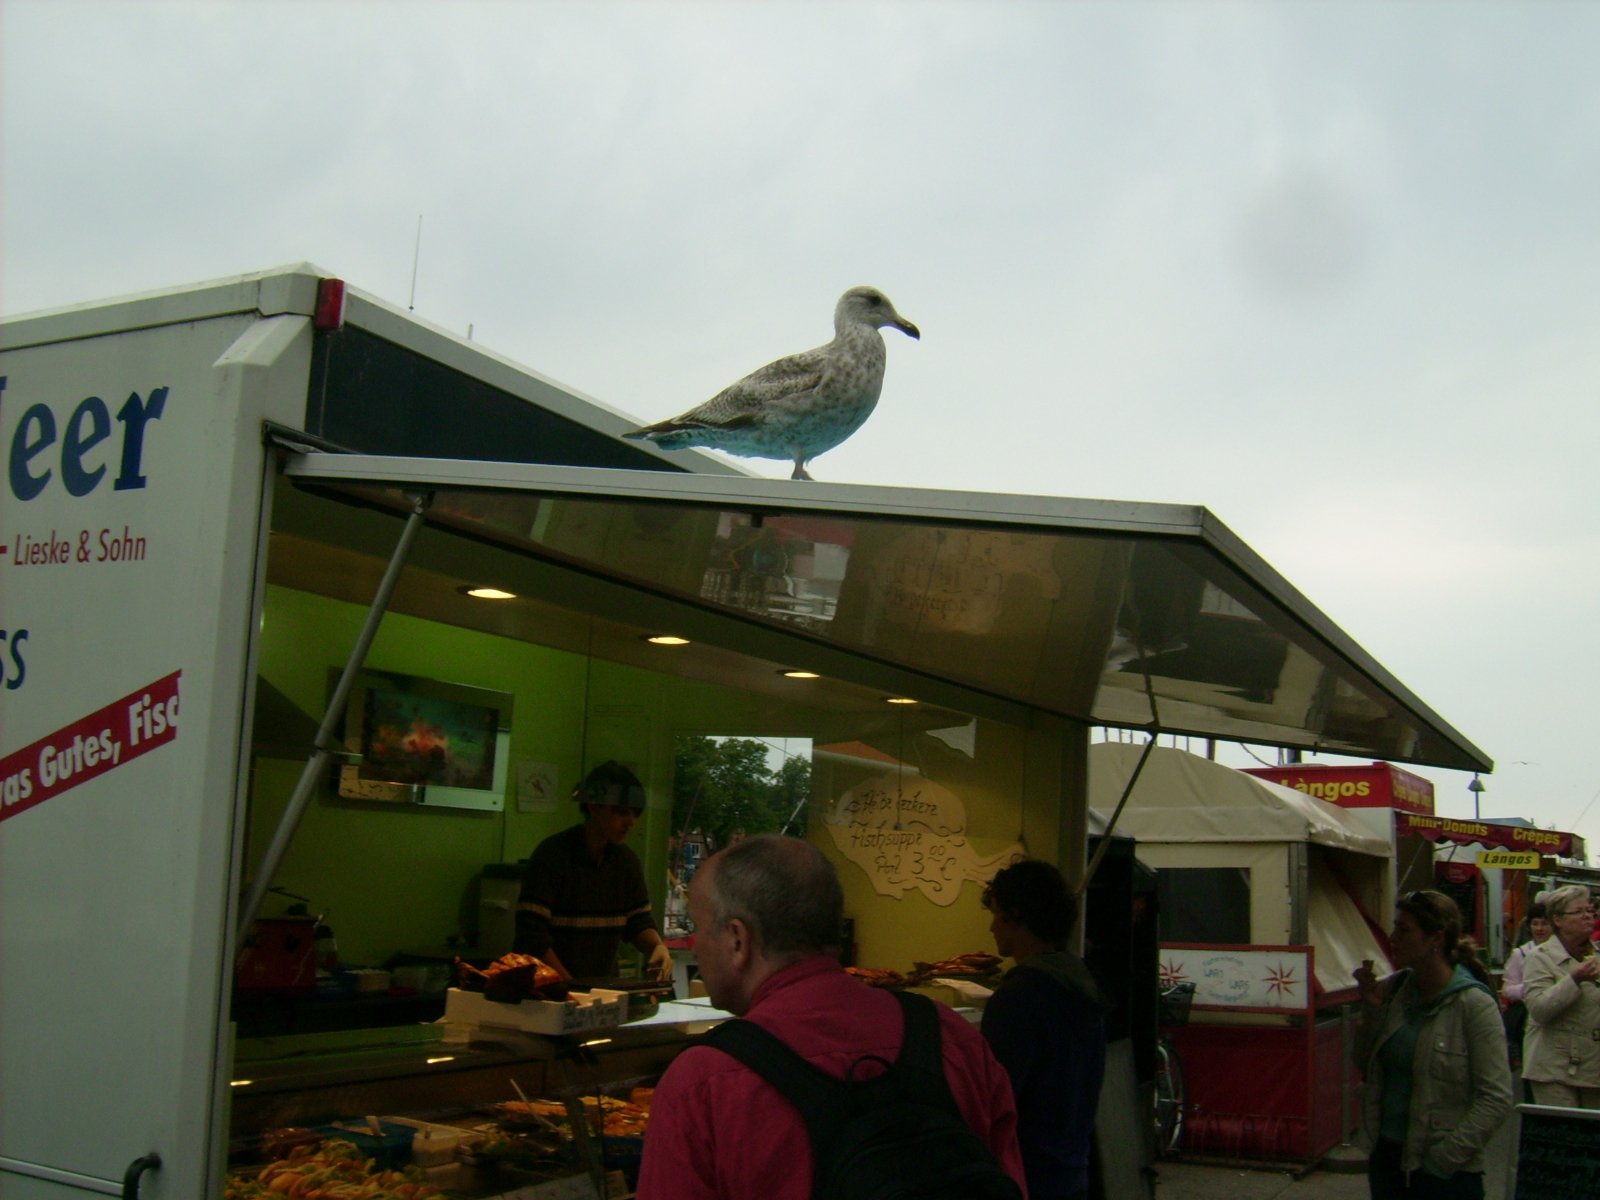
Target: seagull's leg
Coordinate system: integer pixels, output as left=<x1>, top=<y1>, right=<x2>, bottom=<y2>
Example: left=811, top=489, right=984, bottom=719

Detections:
left=791, top=455, right=813, bottom=482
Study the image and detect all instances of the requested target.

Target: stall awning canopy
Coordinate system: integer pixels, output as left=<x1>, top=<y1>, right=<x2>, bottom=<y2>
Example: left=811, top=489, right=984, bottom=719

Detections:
left=1398, top=812, right=1579, bottom=858
left=1088, top=742, right=1393, bottom=856
left=278, top=450, right=1491, bottom=773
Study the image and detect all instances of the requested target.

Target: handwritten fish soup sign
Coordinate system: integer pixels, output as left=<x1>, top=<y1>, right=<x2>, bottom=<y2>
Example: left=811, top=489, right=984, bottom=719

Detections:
left=825, top=772, right=1021, bottom=906
left=1158, top=946, right=1311, bottom=1010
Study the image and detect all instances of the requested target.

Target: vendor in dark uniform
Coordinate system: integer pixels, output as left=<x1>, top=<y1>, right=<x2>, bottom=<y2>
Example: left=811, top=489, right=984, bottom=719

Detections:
left=981, top=859, right=1108, bottom=1200
left=515, top=761, right=674, bottom=982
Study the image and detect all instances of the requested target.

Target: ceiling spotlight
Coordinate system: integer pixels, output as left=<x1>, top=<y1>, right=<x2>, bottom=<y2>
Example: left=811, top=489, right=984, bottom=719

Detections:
left=781, top=669, right=821, bottom=680
left=885, top=696, right=918, bottom=705
left=645, top=635, right=691, bottom=646
left=459, top=585, right=516, bottom=600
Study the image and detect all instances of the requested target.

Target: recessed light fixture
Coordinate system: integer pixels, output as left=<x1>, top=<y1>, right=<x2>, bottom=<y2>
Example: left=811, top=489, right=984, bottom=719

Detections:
left=885, top=696, right=918, bottom=705
left=459, top=585, right=516, bottom=601
left=645, top=635, right=691, bottom=646
left=780, top=669, right=821, bottom=680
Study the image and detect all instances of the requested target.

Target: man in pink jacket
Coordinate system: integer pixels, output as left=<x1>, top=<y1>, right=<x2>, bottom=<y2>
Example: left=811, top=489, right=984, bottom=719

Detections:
left=637, top=835, right=1026, bottom=1200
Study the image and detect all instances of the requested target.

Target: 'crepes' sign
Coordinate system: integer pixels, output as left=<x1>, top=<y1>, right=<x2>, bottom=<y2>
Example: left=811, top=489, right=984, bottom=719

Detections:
left=1396, top=811, right=1576, bottom=857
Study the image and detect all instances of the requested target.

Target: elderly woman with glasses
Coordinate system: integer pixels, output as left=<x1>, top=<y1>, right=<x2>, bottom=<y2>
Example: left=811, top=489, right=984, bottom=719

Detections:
left=1353, top=890, right=1512, bottom=1199
left=1522, top=883, right=1600, bottom=1108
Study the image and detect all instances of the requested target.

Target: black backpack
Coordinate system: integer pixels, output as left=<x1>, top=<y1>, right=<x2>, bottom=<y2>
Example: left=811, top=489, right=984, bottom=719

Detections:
left=699, top=989, right=1024, bottom=1200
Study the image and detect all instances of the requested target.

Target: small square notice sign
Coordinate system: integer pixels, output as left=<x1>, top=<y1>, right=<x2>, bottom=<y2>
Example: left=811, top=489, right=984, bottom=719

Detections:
left=517, top=762, right=559, bottom=813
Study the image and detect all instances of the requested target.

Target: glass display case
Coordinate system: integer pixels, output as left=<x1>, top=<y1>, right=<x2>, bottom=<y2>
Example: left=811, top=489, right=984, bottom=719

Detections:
left=225, top=999, right=728, bottom=1199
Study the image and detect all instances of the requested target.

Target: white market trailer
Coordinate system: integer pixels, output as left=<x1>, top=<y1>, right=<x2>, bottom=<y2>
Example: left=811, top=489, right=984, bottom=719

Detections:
left=0, top=266, right=1491, bottom=1198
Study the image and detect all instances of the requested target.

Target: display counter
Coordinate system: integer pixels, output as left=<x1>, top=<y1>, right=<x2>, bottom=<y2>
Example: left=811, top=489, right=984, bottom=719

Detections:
left=226, top=999, right=735, bottom=1198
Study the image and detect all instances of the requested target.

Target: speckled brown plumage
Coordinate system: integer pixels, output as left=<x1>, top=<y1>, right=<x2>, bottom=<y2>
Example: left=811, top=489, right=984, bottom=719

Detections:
left=625, top=286, right=919, bottom=480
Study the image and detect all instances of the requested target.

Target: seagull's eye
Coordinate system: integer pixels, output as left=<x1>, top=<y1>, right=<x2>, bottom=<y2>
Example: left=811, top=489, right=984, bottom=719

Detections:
left=867, top=294, right=882, bottom=306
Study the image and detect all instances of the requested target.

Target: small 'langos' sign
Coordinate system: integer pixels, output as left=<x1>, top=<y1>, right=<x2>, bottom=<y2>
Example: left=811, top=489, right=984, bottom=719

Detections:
left=1477, top=850, right=1540, bottom=870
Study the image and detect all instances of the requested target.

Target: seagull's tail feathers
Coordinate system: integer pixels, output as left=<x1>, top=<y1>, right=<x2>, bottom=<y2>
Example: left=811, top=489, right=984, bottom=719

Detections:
left=624, top=412, right=756, bottom=450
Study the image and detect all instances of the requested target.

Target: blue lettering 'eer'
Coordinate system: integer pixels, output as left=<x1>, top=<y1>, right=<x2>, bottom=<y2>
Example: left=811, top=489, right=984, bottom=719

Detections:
left=2, top=377, right=168, bottom=501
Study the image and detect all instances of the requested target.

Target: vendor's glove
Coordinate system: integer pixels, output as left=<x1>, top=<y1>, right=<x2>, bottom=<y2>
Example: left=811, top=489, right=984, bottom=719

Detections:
left=646, top=942, right=674, bottom=982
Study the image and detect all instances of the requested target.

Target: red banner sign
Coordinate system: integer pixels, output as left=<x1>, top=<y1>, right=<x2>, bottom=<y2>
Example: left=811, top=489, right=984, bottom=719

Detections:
left=0, top=671, right=180, bottom=824
left=1243, top=762, right=1435, bottom=814
left=1396, top=811, right=1576, bottom=857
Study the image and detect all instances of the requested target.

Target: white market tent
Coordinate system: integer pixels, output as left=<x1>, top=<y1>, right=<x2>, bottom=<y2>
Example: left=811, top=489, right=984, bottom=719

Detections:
left=1089, top=742, right=1392, bottom=995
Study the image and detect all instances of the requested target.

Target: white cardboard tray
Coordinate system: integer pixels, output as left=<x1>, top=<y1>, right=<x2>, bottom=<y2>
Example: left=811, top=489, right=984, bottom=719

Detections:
left=444, top=986, right=626, bottom=1035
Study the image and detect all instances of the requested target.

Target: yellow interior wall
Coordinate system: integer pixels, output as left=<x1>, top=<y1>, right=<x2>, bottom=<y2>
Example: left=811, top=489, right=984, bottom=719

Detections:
left=809, top=716, right=1069, bottom=972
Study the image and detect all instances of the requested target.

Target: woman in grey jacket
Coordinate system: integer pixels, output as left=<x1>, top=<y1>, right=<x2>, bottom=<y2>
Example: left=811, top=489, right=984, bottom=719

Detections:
left=1521, top=883, right=1600, bottom=1108
left=1353, top=890, right=1513, bottom=1200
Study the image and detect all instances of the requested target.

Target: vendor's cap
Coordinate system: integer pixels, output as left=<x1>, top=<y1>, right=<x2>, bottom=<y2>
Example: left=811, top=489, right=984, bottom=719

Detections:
left=576, top=760, right=647, bottom=811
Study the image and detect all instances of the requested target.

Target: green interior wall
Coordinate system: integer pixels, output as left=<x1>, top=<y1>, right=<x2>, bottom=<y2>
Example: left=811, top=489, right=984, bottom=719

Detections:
left=249, top=584, right=1076, bottom=974
left=252, top=585, right=596, bottom=965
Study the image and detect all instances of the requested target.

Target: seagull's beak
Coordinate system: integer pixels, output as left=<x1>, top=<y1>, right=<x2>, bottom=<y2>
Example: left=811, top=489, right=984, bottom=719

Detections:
left=893, top=317, right=921, bottom=340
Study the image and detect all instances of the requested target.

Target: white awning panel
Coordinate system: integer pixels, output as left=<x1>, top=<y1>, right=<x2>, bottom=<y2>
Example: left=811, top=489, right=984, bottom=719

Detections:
left=1088, top=742, right=1392, bottom=856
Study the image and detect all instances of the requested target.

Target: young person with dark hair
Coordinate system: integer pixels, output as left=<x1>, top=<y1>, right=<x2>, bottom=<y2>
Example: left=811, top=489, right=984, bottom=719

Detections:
left=981, top=859, right=1109, bottom=1200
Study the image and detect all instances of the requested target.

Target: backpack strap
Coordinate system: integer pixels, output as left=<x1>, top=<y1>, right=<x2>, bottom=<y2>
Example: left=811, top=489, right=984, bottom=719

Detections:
left=698, top=1013, right=846, bottom=1144
left=889, top=990, right=962, bottom=1115
left=698, top=990, right=959, bottom=1135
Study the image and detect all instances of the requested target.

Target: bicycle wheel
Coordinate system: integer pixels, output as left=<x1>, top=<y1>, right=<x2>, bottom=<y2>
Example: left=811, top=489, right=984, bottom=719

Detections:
left=1152, top=1038, right=1186, bottom=1156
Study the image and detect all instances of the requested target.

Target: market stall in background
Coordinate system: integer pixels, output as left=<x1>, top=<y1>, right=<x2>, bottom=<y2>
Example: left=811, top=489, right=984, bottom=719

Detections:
left=1244, top=763, right=1590, bottom=965
left=1407, top=814, right=1589, bottom=964
left=0, top=266, right=1492, bottom=1200
left=1243, top=761, right=1440, bottom=914
left=1089, top=743, right=1390, bottom=1164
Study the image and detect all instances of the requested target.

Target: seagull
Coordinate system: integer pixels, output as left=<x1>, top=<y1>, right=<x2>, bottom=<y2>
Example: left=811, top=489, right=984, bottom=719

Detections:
left=624, top=286, right=920, bottom=480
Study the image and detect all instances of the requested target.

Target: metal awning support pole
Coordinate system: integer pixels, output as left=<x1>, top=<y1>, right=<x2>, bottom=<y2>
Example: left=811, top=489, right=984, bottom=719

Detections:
left=235, top=492, right=432, bottom=942
left=1082, top=734, right=1157, bottom=888
left=1083, top=647, right=1163, bottom=889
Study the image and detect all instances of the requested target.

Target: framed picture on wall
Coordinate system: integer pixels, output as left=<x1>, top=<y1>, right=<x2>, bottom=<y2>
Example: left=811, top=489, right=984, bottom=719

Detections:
left=333, top=670, right=514, bottom=811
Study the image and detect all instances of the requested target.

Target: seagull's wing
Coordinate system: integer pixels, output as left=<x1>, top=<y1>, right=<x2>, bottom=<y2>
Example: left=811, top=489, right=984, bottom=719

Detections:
left=637, top=345, right=829, bottom=433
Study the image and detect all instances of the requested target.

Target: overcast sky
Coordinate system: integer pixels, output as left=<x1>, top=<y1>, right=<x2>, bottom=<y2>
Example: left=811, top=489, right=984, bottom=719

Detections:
left=5, top=1, right=1598, bottom=852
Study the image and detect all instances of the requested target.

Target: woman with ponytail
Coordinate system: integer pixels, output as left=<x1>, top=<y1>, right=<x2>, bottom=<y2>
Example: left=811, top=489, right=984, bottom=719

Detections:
left=1353, top=890, right=1512, bottom=1199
